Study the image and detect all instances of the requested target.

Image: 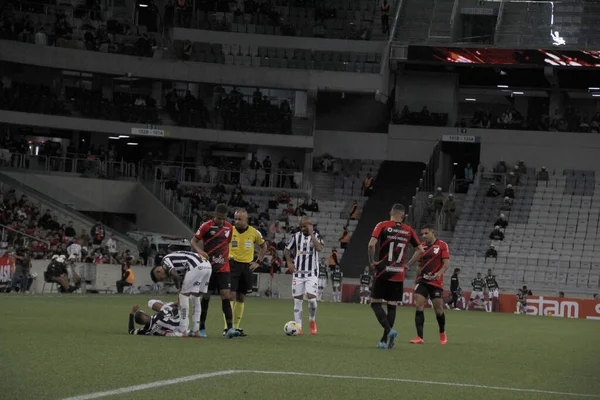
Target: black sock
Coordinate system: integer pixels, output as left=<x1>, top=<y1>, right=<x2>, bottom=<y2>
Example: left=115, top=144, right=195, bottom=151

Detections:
left=415, top=310, right=425, bottom=339
left=386, top=304, right=397, bottom=329
left=371, top=303, right=390, bottom=342
left=436, top=313, right=446, bottom=333
left=199, top=298, right=209, bottom=330
left=222, top=298, right=233, bottom=330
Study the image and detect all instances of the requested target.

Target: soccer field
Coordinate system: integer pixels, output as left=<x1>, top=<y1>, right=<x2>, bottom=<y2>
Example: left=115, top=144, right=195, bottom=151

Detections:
left=1, top=295, right=599, bottom=400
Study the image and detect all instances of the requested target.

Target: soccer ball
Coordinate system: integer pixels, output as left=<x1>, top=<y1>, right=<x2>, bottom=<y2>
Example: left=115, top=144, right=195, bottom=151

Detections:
left=284, top=321, right=300, bottom=336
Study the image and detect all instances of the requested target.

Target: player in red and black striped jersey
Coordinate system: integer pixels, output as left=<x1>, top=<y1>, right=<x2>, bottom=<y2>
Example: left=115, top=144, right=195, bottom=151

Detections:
left=368, top=203, right=424, bottom=350
left=410, top=224, right=450, bottom=345
left=191, top=203, right=238, bottom=338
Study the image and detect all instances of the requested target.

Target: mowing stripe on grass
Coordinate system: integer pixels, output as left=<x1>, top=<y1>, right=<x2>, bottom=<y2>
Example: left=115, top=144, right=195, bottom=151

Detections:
left=59, top=370, right=238, bottom=400
left=245, top=371, right=600, bottom=398
left=59, top=370, right=600, bottom=400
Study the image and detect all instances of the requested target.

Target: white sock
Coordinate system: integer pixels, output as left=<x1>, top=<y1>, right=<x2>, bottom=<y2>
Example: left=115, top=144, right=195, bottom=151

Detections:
left=366, top=296, right=370, bottom=304
left=191, top=296, right=201, bottom=332
left=178, top=293, right=190, bottom=333
left=318, top=288, right=323, bottom=301
left=308, top=298, right=318, bottom=321
left=294, top=298, right=303, bottom=328
left=360, top=296, right=363, bottom=304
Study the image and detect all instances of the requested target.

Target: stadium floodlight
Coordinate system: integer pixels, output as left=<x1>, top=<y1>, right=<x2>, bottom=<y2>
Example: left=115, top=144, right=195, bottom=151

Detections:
left=118, top=135, right=130, bottom=139
left=108, top=136, right=120, bottom=140
left=127, top=142, right=139, bottom=146
left=513, top=92, right=524, bottom=95
left=465, top=98, right=476, bottom=102
left=497, top=85, right=509, bottom=88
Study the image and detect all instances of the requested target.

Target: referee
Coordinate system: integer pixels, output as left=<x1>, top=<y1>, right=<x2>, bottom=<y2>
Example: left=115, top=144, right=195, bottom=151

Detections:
left=224, top=208, right=267, bottom=336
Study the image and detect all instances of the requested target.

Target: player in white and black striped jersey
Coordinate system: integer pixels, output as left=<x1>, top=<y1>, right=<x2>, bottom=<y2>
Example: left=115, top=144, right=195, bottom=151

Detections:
left=150, top=250, right=212, bottom=337
left=128, top=300, right=182, bottom=336
left=284, top=216, right=324, bottom=335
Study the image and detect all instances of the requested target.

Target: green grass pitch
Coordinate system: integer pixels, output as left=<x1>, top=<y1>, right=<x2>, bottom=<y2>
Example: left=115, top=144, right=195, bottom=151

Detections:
left=1, top=295, right=599, bottom=400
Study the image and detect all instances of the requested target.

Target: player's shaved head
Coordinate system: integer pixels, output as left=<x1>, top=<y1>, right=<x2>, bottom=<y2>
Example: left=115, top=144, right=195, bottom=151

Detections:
left=390, top=203, right=405, bottom=222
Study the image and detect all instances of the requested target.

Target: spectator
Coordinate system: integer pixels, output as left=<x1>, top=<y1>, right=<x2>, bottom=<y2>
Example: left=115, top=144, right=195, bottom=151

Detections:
left=380, top=0, right=390, bottom=34
left=258, top=208, right=270, bottom=221
left=517, top=160, right=527, bottom=175
left=485, top=244, right=498, bottom=259
left=494, top=214, right=508, bottom=229
left=339, top=226, right=350, bottom=250
left=500, top=196, right=513, bottom=211
left=464, top=163, right=474, bottom=183
left=138, top=233, right=150, bottom=266
left=494, top=160, right=507, bottom=175
left=486, top=183, right=500, bottom=197
left=443, top=194, right=456, bottom=231
left=164, top=0, right=175, bottom=28
left=512, top=165, right=521, bottom=184
left=64, top=221, right=76, bottom=239
left=35, top=27, right=47, bottom=45
left=263, top=156, right=272, bottom=187
left=507, top=171, right=518, bottom=186
left=328, top=248, right=339, bottom=270
left=426, top=194, right=436, bottom=224
left=350, top=200, right=359, bottom=220
left=362, top=173, right=374, bottom=196
left=269, top=221, right=280, bottom=238
left=79, top=229, right=91, bottom=246
left=489, top=226, right=505, bottom=241
left=559, top=291, right=565, bottom=298
left=433, top=187, right=445, bottom=217
left=44, top=255, right=81, bottom=293
left=12, top=249, right=33, bottom=293
left=504, top=184, right=515, bottom=199
left=107, top=234, right=118, bottom=263
left=67, top=240, right=82, bottom=261
left=90, top=221, right=105, bottom=246
left=306, top=199, right=319, bottom=212
left=537, top=166, right=549, bottom=181
left=116, top=257, right=134, bottom=293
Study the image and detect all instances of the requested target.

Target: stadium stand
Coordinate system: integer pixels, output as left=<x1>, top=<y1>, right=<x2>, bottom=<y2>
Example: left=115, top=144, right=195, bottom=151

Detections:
left=450, top=166, right=600, bottom=294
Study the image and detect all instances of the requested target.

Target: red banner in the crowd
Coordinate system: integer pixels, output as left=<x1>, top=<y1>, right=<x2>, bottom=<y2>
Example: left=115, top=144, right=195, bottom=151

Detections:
left=342, top=284, right=600, bottom=320
left=0, top=253, right=15, bottom=290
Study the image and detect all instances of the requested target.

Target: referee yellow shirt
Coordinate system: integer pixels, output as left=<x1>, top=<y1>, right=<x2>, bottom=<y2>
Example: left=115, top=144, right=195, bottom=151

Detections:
left=229, top=226, right=265, bottom=263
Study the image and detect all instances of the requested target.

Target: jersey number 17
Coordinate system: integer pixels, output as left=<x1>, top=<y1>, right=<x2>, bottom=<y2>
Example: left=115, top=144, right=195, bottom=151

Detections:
left=387, top=242, right=406, bottom=263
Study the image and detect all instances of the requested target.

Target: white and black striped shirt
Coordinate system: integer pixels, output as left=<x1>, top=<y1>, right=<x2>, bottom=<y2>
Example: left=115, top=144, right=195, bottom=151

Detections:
left=130, top=306, right=180, bottom=336
left=286, top=232, right=324, bottom=278
left=162, top=251, right=210, bottom=279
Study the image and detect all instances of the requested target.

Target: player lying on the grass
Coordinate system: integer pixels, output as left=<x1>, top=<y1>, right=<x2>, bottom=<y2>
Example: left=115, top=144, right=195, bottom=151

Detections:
left=128, top=300, right=182, bottom=336
left=368, top=203, right=423, bottom=350
left=150, top=249, right=212, bottom=337
left=411, top=225, right=450, bottom=345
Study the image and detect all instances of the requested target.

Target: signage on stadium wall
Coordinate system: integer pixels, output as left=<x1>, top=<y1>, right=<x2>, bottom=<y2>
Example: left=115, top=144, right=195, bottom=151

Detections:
left=460, top=7, right=498, bottom=16
left=341, top=284, right=600, bottom=320
left=130, top=128, right=167, bottom=137
left=407, top=46, right=600, bottom=67
left=441, top=134, right=479, bottom=143
left=0, top=253, right=15, bottom=291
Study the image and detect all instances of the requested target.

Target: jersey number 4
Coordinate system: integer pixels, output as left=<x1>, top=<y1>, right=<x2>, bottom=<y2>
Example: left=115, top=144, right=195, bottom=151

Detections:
left=387, top=242, right=406, bottom=263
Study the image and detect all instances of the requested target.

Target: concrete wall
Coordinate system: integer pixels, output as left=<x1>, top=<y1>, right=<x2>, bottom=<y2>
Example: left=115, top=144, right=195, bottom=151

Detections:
left=0, top=110, right=314, bottom=149
left=173, top=28, right=386, bottom=53
left=314, top=130, right=388, bottom=159
left=2, top=172, right=193, bottom=237
left=0, top=40, right=382, bottom=93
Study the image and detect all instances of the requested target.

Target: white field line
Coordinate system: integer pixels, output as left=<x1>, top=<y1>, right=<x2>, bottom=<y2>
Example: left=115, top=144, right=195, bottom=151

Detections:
left=59, top=369, right=600, bottom=400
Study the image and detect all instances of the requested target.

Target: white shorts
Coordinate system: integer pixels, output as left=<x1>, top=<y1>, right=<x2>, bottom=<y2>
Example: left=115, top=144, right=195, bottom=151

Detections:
left=470, top=291, right=485, bottom=301
left=360, top=284, right=370, bottom=293
left=488, top=289, right=499, bottom=298
left=332, top=281, right=341, bottom=289
left=181, top=263, right=212, bottom=294
left=318, top=277, right=327, bottom=289
left=292, top=276, right=318, bottom=297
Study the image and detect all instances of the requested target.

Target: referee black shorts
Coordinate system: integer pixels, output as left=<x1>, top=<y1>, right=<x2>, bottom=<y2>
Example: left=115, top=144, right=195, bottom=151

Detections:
left=230, top=259, right=253, bottom=294
left=371, top=279, right=404, bottom=303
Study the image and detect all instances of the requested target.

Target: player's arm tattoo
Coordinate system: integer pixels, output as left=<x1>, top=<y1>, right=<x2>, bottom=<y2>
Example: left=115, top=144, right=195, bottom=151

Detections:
left=310, top=233, right=323, bottom=252
left=367, top=238, right=377, bottom=266
left=171, top=271, right=182, bottom=290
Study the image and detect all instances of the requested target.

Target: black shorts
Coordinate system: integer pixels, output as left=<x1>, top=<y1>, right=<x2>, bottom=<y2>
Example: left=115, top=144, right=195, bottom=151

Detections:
left=371, top=279, right=404, bottom=302
left=208, top=271, right=231, bottom=292
left=230, top=260, right=252, bottom=294
left=414, top=281, right=443, bottom=300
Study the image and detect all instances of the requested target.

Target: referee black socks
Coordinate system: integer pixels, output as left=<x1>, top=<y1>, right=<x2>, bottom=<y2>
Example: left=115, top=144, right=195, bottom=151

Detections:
left=415, top=310, right=425, bottom=338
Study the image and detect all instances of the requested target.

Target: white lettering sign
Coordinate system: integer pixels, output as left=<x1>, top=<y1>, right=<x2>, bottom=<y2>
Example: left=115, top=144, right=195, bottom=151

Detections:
left=524, top=296, right=579, bottom=318
left=131, top=128, right=165, bottom=137
left=442, top=135, right=477, bottom=143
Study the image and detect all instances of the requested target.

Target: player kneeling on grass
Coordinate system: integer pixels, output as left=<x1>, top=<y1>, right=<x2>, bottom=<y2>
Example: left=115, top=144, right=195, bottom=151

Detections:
left=150, top=250, right=212, bottom=337
left=516, top=286, right=532, bottom=314
left=128, top=300, right=181, bottom=336
left=411, top=225, right=450, bottom=345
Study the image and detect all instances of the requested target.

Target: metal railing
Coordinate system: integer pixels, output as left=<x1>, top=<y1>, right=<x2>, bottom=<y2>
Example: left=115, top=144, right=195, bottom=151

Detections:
left=5, top=153, right=137, bottom=179
left=493, top=0, right=507, bottom=45
left=0, top=223, right=50, bottom=248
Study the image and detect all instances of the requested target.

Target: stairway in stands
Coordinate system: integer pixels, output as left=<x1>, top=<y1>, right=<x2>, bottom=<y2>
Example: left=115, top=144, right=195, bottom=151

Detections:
left=340, top=161, right=426, bottom=277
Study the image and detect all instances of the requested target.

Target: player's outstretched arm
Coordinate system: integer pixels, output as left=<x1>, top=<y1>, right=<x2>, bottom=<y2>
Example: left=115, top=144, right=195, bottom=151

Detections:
left=190, top=237, right=209, bottom=259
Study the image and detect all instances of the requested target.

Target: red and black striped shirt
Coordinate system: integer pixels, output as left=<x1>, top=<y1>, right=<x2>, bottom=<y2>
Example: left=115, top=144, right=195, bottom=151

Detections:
left=195, top=220, right=233, bottom=273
